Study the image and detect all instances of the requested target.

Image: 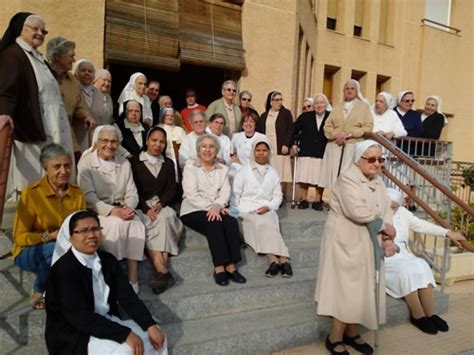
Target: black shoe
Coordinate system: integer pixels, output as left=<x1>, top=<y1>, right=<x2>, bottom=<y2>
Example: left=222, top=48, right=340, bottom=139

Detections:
left=298, top=200, right=309, bottom=209
left=227, top=270, right=247, bottom=284
left=410, top=316, right=438, bottom=334
left=343, top=334, right=373, bottom=354
left=265, top=262, right=280, bottom=278
left=408, top=205, right=417, bottom=212
left=430, top=314, right=449, bottom=332
left=214, top=271, right=229, bottom=286
left=149, top=272, right=174, bottom=294
left=325, top=336, right=349, bottom=355
left=312, top=201, right=323, bottom=211
left=280, top=262, right=293, bottom=278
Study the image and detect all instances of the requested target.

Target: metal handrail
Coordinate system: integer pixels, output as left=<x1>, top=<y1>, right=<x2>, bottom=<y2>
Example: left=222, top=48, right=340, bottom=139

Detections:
left=0, top=126, right=13, bottom=226
left=366, top=132, right=474, bottom=253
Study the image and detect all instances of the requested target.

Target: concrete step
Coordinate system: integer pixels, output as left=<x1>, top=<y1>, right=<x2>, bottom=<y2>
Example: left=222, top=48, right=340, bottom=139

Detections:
left=0, top=288, right=448, bottom=351
left=0, top=238, right=320, bottom=298
left=167, top=291, right=449, bottom=354
left=141, top=267, right=317, bottom=323
left=139, top=239, right=320, bottom=282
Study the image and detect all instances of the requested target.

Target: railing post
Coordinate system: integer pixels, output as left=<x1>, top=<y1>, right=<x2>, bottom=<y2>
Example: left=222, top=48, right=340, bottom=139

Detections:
left=0, top=126, right=13, bottom=226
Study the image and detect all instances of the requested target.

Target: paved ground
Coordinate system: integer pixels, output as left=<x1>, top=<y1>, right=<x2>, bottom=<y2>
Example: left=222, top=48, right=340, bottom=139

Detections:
left=275, top=279, right=474, bottom=355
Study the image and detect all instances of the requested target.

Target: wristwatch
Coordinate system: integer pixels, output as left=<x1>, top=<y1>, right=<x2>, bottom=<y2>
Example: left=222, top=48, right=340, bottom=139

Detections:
left=42, top=231, right=51, bottom=243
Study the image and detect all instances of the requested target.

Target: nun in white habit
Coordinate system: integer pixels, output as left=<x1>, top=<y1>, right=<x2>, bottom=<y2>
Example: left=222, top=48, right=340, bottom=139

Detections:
left=49, top=211, right=168, bottom=354
left=117, top=72, right=153, bottom=126
left=231, top=136, right=292, bottom=278
left=385, top=188, right=465, bottom=334
left=372, top=92, right=407, bottom=139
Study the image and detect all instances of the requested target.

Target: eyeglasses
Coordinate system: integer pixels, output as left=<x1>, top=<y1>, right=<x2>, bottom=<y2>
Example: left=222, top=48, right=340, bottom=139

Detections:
left=225, top=88, right=237, bottom=93
left=200, top=144, right=216, bottom=149
left=360, top=156, right=385, bottom=164
left=192, top=120, right=205, bottom=124
left=24, top=24, right=48, bottom=35
left=272, top=98, right=283, bottom=102
left=303, top=105, right=312, bottom=110
left=241, top=97, right=251, bottom=102
left=402, top=99, right=415, bottom=103
left=98, top=138, right=119, bottom=145
left=148, top=88, right=159, bottom=92
left=72, top=227, right=102, bottom=235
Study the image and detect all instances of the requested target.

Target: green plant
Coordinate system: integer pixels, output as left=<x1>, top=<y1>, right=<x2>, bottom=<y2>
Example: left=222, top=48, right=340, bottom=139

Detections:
left=462, top=165, right=474, bottom=190
left=450, top=202, right=474, bottom=242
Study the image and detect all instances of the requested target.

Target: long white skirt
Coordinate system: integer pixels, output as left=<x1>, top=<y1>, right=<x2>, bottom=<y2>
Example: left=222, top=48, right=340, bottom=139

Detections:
left=239, top=211, right=289, bottom=257
left=99, top=215, right=146, bottom=261
left=88, top=314, right=168, bottom=355
left=272, top=154, right=293, bottom=183
left=295, top=157, right=322, bottom=185
left=137, top=207, right=183, bottom=255
left=384, top=244, right=436, bottom=298
left=318, top=142, right=355, bottom=188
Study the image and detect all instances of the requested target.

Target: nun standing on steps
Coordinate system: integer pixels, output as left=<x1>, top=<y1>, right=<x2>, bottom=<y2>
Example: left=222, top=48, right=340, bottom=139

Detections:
left=231, top=136, right=292, bottom=278
left=47, top=210, right=167, bottom=355
left=315, top=140, right=396, bottom=355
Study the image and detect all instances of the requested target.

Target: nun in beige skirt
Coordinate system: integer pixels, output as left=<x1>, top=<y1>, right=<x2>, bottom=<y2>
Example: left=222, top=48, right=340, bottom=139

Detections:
left=319, top=79, right=374, bottom=189
left=231, top=136, right=292, bottom=278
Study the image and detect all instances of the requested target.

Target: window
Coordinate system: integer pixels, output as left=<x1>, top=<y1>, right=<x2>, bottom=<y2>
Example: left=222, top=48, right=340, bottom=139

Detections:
left=354, top=0, right=363, bottom=37
left=376, top=75, right=391, bottom=96
left=323, top=65, right=340, bottom=104
left=327, top=0, right=338, bottom=30
left=351, top=69, right=367, bottom=94
left=425, top=0, right=452, bottom=27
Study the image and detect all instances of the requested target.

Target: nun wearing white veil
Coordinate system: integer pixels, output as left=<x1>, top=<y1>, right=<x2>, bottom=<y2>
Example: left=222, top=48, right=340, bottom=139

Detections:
left=372, top=92, right=407, bottom=139
left=420, top=96, right=447, bottom=140
left=384, top=188, right=465, bottom=334
left=117, top=72, right=153, bottom=126
left=231, top=136, right=292, bottom=277
left=77, top=125, right=146, bottom=293
left=48, top=210, right=168, bottom=355
left=319, top=79, right=373, bottom=189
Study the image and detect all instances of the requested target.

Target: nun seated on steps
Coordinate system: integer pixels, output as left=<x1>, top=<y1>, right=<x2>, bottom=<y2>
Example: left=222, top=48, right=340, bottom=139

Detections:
left=385, top=188, right=465, bottom=336
left=46, top=210, right=168, bottom=355
left=231, top=136, right=292, bottom=278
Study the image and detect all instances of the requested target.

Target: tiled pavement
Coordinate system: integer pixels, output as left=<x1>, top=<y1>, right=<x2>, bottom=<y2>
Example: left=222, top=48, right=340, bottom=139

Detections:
left=275, top=280, right=474, bottom=355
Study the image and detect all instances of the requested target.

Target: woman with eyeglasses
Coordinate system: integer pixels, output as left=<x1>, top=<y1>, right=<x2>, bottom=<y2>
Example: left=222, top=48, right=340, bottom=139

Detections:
left=77, top=125, right=147, bottom=293
left=238, top=90, right=259, bottom=119
left=256, top=91, right=294, bottom=196
left=0, top=13, right=75, bottom=193
left=315, top=140, right=396, bottom=355
left=180, top=134, right=246, bottom=286
left=319, top=79, right=373, bottom=190
left=301, top=97, right=315, bottom=113
left=47, top=210, right=168, bottom=354
left=394, top=91, right=422, bottom=138
left=12, top=143, right=85, bottom=310
left=293, top=94, right=332, bottom=210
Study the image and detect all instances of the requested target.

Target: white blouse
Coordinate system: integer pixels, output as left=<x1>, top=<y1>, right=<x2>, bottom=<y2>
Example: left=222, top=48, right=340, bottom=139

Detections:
left=231, top=131, right=267, bottom=166
left=371, top=108, right=407, bottom=138
left=231, top=162, right=282, bottom=213
left=180, top=160, right=231, bottom=216
left=179, top=131, right=200, bottom=169
left=206, top=127, right=232, bottom=165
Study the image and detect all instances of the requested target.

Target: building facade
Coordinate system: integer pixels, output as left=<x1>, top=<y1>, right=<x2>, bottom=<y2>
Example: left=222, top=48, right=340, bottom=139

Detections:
left=1, top=0, right=472, bottom=160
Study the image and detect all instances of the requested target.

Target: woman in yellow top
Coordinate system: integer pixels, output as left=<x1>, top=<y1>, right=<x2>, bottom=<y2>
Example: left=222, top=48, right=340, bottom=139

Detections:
left=12, top=143, right=85, bottom=309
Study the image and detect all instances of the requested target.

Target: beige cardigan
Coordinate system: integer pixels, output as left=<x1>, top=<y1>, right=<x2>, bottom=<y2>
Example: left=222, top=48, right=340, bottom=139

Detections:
left=77, top=150, right=139, bottom=216
left=324, top=99, right=373, bottom=143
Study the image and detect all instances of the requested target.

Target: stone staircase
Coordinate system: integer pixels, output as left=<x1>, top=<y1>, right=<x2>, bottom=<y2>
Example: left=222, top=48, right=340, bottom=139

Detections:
left=0, top=203, right=449, bottom=354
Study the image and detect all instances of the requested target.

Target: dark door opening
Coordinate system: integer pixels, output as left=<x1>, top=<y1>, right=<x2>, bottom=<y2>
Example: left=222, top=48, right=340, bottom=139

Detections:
left=108, top=63, right=240, bottom=112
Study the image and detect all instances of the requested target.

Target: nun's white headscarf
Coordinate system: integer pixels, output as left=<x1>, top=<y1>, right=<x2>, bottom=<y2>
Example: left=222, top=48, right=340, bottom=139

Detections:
left=250, top=135, right=273, bottom=164
left=353, top=139, right=382, bottom=163
left=425, top=96, right=448, bottom=125
left=81, top=125, right=123, bottom=158
left=51, top=211, right=81, bottom=266
left=377, top=92, right=394, bottom=109
left=387, top=187, right=404, bottom=206
left=314, top=93, right=333, bottom=112
left=344, top=79, right=369, bottom=106
left=396, top=90, right=413, bottom=106
left=117, top=72, right=147, bottom=115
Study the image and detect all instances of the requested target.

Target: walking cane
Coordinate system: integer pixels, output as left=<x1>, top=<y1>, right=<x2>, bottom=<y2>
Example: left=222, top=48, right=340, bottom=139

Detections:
left=336, top=144, right=345, bottom=177
left=367, top=218, right=384, bottom=354
left=290, top=141, right=300, bottom=209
